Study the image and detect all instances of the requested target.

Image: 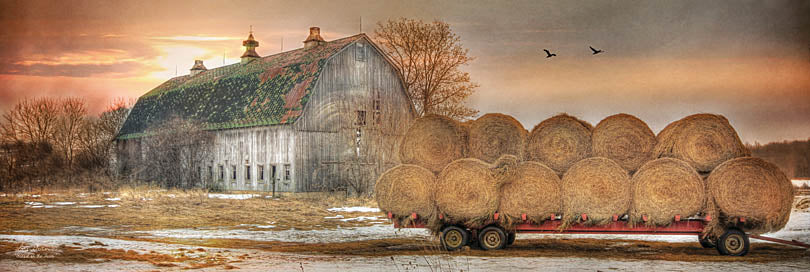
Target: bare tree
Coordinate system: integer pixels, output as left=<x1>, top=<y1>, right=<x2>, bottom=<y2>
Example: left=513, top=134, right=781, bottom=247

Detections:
left=139, top=117, right=212, bottom=189
left=54, top=98, right=88, bottom=175
left=78, top=99, right=131, bottom=176
left=1, top=98, right=59, bottom=144
left=374, top=18, right=479, bottom=120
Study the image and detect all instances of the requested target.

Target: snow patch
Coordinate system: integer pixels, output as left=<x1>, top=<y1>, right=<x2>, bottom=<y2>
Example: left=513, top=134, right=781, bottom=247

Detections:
left=327, top=207, right=380, bottom=213
left=324, top=215, right=345, bottom=219
left=142, top=224, right=429, bottom=244
left=792, top=179, right=810, bottom=187
left=104, top=198, right=121, bottom=201
left=53, top=202, right=75, bottom=205
left=339, top=216, right=379, bottom=222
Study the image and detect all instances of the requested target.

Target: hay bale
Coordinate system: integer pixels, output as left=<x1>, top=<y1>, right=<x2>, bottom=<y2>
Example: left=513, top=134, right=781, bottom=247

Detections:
left=527, top=114, right=593, bottom=175
left=374, top=164, right=437, bottom=226
left=706, top=157, right=794, bottom=234
left=499, top=161, right=562, bottom=227
left=435, top=158, right=501, bottom=227
left=399, top=114, right=468, bottom=173
left=653, top=114, right=749, bottom=172
left=560, top=157, right=631, bottom=228
left=592, top=114, right=656, bottom=173
left=468, top=113, right=528, bottom=163
left=630, top=158, right=705, bottom=226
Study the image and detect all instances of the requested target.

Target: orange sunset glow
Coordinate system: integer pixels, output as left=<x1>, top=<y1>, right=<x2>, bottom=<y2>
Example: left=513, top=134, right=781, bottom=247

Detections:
left=1, top=0, right=808, bottom=143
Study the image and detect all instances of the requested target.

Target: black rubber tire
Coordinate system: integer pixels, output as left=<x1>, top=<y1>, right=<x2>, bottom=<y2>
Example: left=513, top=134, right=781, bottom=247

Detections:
left=478, top=226, right=507, bottom=250
left=440, top=226, right=470, bottom=251
left=699, top=237, right=716, bottom=248
left=507, top=232, right=516, bottom=246
left=716, top=228, right=750, bottom=256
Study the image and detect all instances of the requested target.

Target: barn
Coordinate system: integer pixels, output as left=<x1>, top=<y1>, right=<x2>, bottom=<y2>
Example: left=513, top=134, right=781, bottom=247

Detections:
left=115, top=27, right=416, bottom=193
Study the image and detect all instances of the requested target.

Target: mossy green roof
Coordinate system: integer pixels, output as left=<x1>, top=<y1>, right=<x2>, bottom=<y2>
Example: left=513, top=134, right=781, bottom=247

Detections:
left=117, top=34, right=365, bottom=140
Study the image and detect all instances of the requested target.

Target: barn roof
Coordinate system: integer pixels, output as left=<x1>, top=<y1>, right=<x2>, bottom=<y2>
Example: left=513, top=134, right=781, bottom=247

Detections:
left=117, top=34, right=367, bottom=139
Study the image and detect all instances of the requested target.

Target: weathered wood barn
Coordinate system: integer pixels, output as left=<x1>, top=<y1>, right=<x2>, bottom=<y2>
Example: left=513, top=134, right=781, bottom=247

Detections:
left=116, top=27, right=416, bottom=192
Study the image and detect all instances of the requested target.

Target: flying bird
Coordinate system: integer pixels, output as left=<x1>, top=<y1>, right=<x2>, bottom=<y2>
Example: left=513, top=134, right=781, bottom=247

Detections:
left=543, top=49, right=557, bottom=58
left=589, top=46, right=604, bottom=55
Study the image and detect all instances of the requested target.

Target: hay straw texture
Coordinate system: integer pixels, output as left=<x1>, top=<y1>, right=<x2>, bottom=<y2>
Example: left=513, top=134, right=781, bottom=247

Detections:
left=468, top=113, right=528, bottom=163
left=630, top=158, right=705, bottom=226
left=399, top=114, right=469, bottom=173
left=527, top=114, right=594, bottom=175
left=374, top=164, right=437, bottom=224
left=653, top=114, right=750, bottom=172
left=435, top=158, right=501, bottom=226
left=560, top=157, right=631, bottom=229
left=592, top=114, right=656, bottom=173
left=498, top=161, right=562, bottom=228
left=707, top=157, right=794, bottom=234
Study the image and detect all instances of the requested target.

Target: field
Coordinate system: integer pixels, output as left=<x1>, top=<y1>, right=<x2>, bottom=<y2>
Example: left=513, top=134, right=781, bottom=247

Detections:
left=1, top=186, right=809, bottom=271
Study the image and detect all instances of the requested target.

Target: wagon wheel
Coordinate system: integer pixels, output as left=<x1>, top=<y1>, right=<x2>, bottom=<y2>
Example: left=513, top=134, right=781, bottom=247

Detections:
left=716, top=228, right=749, bottom=256
left=478, top=226, right=507, bottom=250
left=440, top=226, right=470, bottom=251
left=698, top=236, right=716, bottom=248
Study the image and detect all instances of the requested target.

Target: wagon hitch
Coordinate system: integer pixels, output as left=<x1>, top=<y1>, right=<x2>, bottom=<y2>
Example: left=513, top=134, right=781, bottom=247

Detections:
left=749, top=234, right=810, bottom=249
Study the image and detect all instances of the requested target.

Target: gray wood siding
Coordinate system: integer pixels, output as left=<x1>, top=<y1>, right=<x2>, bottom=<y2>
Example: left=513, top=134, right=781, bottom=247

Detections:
left=208, top=125, right=296, bottom=192
left=294, top=38, right=415, bottom=192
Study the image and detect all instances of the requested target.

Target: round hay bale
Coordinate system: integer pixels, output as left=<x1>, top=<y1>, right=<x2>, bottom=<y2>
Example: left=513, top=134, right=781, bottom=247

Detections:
left=592, top=113, right=656, bottom=173
left=653, top=114, right=749, bottom=172
left=527, top=114, right=593, bottom=175
left=561, top=157, right=631, bottom=228
left=499, top=161, right=561, bottom=227
left=399, top=114, right=468, bottom=173
left=374, top=164, right=437, bottom=226
left=435, top=158, right=500, bottom=226
left=468, top=113, right=528, bottom=163
left=707, top=157, right=793, bottom=234
left=630, top=158, right=705, bottom=226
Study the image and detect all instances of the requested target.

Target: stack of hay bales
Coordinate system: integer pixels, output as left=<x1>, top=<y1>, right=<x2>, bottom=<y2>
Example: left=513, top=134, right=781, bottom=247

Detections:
left=376, top=112, right=794, bottom=236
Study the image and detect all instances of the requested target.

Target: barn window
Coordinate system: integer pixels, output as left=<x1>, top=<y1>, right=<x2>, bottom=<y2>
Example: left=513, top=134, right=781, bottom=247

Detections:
left=284, top=164, right=291, bottom=181
left=208, top=166, right=213, bottom=179
left=245, top=165, right=251, bottom=180
left=258, top=165, right=265, bottom=181
left=356, top=43, right=366, bottom=62
left=218, top=165, right=224, bottom=181
left=231, top=165, right=237, bottom=180
left=355, top=110, right=366, bottom=126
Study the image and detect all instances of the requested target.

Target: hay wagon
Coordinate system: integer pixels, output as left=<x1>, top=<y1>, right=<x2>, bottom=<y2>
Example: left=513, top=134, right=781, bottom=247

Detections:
left=388, top=212, right=809, bottom=256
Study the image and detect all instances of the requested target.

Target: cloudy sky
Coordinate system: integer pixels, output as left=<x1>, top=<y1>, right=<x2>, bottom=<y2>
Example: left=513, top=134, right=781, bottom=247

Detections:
left=1, top=0, right=808, bottom=143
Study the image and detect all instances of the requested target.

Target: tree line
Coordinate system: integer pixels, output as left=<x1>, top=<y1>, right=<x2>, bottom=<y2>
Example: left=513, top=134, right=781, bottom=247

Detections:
left=748, top=139, right=810, bottom=179
left=0, top=97, right=130, bottom=192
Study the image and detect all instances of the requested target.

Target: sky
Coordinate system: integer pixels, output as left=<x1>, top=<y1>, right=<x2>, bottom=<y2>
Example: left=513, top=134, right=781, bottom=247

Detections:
left=0, top=0, right=808, bottom=144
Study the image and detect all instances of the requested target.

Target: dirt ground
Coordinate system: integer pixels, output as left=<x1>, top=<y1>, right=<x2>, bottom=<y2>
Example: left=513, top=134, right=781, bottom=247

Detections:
left=1, top=188, right=809, bottom=271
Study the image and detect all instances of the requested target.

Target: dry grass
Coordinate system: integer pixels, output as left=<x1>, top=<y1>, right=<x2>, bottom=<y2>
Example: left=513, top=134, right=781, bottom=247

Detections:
left=0, top=187, right=379, bottom=233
